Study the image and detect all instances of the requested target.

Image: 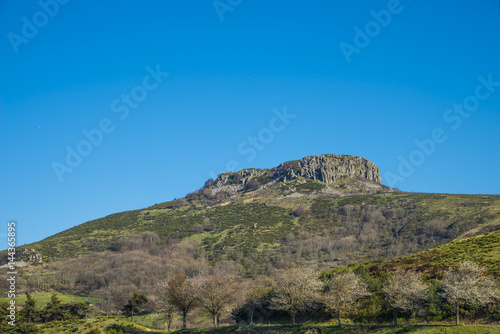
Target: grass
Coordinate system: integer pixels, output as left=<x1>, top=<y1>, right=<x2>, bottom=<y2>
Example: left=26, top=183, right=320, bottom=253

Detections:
left=0, top=292, right=92, bottom=307
left=172, top=324, right=500, bottom=333
left=36, top=316, right=164, bottom=334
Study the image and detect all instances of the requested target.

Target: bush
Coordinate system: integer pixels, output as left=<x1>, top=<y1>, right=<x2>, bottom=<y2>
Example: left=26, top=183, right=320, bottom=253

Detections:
left=245, top=179, right=259, bottom=190
left=292, top=206, right=307, bottom=217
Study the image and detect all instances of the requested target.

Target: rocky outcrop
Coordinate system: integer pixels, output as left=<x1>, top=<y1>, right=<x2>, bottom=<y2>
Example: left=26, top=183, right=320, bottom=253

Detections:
left=211, top=154, right=381, bottom=193
left=277, top=154, right=381, bottom=184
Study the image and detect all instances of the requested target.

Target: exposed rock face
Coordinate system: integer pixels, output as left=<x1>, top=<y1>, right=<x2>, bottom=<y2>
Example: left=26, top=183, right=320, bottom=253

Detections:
left=211, top=154, right=381, bottom=193
left=277, top=154, right=381, bottom=184
left=212, top=168, right=260, bottom=193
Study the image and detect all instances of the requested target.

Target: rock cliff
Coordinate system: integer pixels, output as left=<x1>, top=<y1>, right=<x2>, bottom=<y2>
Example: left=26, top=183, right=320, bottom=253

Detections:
left=211, top=154, right=381, bottom=192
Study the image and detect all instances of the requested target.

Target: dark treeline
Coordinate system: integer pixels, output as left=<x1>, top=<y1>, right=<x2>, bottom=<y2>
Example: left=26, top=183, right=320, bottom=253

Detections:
left=1, top=292, right=89, bottom=333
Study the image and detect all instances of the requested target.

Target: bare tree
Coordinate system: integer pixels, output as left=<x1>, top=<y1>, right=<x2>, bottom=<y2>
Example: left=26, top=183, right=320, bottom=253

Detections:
left=270, top=268, right=323, bottom=325
left=441, top=261, right=500, bottom=326
left=242, top=285, right=269, bottom=325
left=156, top=294, right=176, bottom=331
left=323, top=271, right=371, bottom=327
left=164, top=271, right=198, bottom=328
left=195, top=269, right=242, bottom=327
left=383, top=270, right=429, bottom=326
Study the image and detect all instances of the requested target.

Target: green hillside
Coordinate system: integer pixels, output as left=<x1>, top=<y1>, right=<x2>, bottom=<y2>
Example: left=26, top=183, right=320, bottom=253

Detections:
left=333, top=228, right=500, bottom=279
left=5, top=170, right=500, bottom=277
left=2, top=155, right=500, bottom=307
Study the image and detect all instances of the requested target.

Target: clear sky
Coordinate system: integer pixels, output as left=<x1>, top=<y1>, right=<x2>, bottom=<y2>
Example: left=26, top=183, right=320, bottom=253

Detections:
left=1, top=0, right=499, bottom=247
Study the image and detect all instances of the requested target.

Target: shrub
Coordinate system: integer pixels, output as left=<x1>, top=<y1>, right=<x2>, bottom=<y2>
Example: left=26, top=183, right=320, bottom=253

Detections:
left=245, top=179, right=259, bottom=191
left=292, top=206, right=306, bottom=217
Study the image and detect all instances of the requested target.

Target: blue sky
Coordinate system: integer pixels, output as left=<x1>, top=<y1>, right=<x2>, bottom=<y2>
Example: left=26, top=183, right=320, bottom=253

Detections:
left=1, top=0, right=499, bottom=247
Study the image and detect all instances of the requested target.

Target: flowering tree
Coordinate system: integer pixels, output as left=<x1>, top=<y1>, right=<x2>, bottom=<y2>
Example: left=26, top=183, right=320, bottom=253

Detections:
left=383, top=271, right=429, bottom=326
left=441, top=261, right=500, bottom=325
left=323, top=271, right=370, bottom=327
left=270, top=268, right=323, bottom=325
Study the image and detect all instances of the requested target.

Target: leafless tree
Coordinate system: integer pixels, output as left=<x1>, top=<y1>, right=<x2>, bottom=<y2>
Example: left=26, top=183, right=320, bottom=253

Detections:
left=383, top=270, right=429, bottom=326
left=195, top=269, right=242, bottom=327
left=270, top=268, right=323, bottom=325
left=323, top=271, right=371, bottom=327
left=242, top=284, right=269, bottom=325
left=157, top=283, right=177, bottom=332
left=441, top=261, right=500, bottom=325
left=163, top=271, right=198, bottom=328
left=91, top=288, right=116, bottom=317
left=172, top=198, right=189, bottom=209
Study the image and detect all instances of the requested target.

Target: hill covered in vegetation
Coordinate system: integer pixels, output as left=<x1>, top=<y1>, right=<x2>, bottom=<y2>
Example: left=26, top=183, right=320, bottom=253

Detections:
left=1, top=154, right=500, bottom=319
left=327, top=228, right=500, bottom=279
left=7, top=154, right=500, bottom=270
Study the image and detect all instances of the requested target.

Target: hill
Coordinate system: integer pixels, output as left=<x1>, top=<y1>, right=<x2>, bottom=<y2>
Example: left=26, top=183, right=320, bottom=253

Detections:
left=2, top=154, right=500, bottom=289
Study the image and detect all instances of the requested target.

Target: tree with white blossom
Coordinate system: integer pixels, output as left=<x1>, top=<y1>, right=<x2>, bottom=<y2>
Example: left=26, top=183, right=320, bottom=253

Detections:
left=441, top=261, right=500, bottom=325
left=383, top=270, right=429, bottom=326
left=323, top=271, right=371, bottom=327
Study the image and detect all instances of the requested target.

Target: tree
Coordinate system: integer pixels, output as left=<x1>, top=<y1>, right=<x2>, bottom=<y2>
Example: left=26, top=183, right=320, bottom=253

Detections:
left=242, top=286, right=269, bottom=325
left=43, top=293, right=69, bottom=322
left=66, top=301, right=90, bottom=319
left=16, top=323, right=41, bottom=333
left=157, top=282, right=177, bottom=331
left=122, top=292, right=148, bottom=321
left=323, top=271, right=370, bottom=327
left=383, top=271, right=429, bottom=326
left=92, top=288, right=116, bottom=317
left=158, top=302, right=176, bottom=332
left=20, top=292, right=39, bottom=323
left=163, top=271, right=198, bottom=328
left=196, top=269, right=242, bottom=327
left=270, top=268, right=323, bottom=325
left=441, top=261, right=500, bottom=325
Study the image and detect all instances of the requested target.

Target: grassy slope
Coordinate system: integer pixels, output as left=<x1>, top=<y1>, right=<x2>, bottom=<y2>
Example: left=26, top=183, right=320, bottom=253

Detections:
left=380, top=228, right=500, bottom=276
left=36, top=316, right=163, bottom=334
left=6, top=182, right=500, bottom=273
left=325, top=229, right=500, bottom=279
left=0, top=292, right=92, bottom=307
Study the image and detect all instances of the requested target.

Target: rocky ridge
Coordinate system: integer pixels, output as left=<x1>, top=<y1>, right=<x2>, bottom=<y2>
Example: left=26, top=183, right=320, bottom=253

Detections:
left=211, top=154, right=381, bottom=193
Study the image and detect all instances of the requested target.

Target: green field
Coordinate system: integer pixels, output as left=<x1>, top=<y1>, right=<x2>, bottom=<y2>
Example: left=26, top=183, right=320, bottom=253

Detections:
left=35, top=316, right=162, bottom=334
left=0, top=292, right=92, bottom=307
